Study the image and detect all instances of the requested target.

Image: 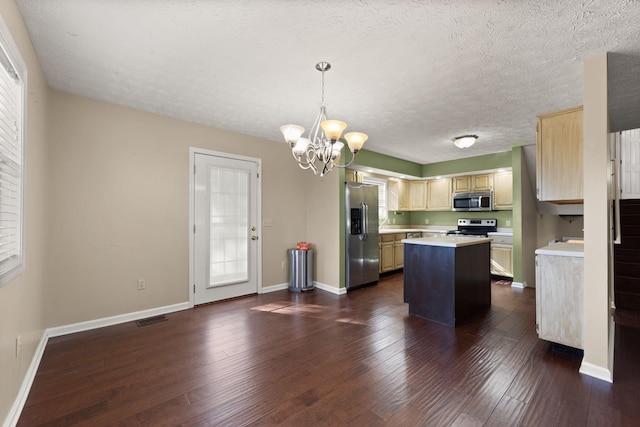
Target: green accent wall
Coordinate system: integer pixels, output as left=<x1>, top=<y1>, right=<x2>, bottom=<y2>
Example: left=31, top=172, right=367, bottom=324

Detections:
left=410, top=210, right=513, bottom=229
left=386, top=210, right=412, bottom=226
left=421, top=151, right=512, bottom=177
left=353, top=149, right=422, bottom=176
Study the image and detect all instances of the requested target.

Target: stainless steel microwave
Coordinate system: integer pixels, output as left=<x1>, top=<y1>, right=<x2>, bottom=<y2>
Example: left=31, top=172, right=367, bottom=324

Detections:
left=452, top=191, right=493, bottom=211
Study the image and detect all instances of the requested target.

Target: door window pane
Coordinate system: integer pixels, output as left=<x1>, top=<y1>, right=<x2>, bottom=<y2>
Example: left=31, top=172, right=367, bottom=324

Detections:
left=209, top=166, right=249, bottom=286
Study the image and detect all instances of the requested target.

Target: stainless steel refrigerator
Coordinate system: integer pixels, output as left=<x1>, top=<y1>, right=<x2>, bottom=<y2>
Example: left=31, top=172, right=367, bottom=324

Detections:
left=345, top=182, right=380, bottom=290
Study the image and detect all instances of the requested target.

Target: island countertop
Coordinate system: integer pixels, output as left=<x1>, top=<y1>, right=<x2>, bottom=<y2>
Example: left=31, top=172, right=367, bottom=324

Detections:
left=401, top=235, right=492, bottom=248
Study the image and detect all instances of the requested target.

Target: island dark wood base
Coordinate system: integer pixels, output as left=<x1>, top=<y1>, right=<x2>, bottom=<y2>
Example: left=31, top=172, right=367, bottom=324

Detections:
left=404, top=242, right=491, bottom=326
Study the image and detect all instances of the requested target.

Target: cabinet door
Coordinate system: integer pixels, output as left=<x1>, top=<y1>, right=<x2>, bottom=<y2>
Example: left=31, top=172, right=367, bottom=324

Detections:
left=536, top=254, right=584, bottom=349
left=394, top=241, right=404, bottom=269
left=536, top=106, right=583, bottom=202
left=426, top=178, right=452, bottom=211
left=388, top=180, right=399, bottom=211
left=380, top=242, right=395, bottom=272
left=493, top=171, right=513, bottom=210
left=409, top=181, right=427, bottom=211
left=490, top=245, right=513, bottom=277
left=397, top=180, right=410, bottom=211
left=472, top=174, right=493, bottom=191
left=453, top=176, right=471, bottom=193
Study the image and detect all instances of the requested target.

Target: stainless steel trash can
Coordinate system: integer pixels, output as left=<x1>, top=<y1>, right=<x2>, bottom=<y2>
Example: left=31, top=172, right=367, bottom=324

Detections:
left=288, top=249, right=314, bottom=292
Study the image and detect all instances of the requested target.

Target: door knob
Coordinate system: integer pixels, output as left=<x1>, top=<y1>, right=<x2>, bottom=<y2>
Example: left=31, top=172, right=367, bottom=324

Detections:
left=251, top=235, right=258, bottom=240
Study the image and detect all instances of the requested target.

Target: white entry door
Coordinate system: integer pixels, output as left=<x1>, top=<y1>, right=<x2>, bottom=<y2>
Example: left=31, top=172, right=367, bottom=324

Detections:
left=193, top=150, right=260, bottom=305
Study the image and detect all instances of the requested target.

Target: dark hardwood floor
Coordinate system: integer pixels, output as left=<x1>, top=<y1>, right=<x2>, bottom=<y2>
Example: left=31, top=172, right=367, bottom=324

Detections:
left=17, top=273, right=640, bottom=426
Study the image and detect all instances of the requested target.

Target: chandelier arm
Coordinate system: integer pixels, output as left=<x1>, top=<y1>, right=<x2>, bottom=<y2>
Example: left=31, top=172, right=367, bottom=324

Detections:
left=291, top=150, right=316, bottom=171
left=331, top=149, right=357, bottom=169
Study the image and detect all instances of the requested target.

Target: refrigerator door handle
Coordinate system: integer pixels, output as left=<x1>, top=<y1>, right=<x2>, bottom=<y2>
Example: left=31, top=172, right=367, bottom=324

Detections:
left=361, top=202, right=368, bottom=240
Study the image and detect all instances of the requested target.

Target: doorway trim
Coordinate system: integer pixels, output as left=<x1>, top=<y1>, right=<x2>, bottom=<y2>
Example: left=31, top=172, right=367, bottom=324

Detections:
left=188, top=147, right=262, bottom=308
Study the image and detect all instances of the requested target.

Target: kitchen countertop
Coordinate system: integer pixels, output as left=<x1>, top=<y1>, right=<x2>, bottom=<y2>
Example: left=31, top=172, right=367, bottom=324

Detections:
left=535, top=242, right=584, bottom=257
left=402, top=235, right=492, bottom=248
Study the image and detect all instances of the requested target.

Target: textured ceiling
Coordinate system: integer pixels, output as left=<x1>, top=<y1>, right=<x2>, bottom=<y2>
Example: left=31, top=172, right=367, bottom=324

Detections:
left=15, top=0, right=640, bottom=164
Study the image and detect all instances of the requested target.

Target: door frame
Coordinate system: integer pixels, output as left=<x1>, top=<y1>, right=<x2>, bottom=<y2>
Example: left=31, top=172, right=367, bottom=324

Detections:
left=188, top=147, right=262, bottom=308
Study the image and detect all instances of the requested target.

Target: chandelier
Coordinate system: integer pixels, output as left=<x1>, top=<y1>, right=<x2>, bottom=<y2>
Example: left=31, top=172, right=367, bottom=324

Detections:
left=280, top=62, right=368, bottom=176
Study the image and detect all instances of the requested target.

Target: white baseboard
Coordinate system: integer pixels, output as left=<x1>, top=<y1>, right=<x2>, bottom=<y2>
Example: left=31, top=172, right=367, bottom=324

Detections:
left=260, top=282, right=288, bottom=293
left=47, top=302, right=190, bottom=338
left=511, top=281, right=525, bottom=289
left=3, top=302, right=191, bottom=427
left=579, top=361, right=613, bottom=383
left=314, top=281, right=346, bottom=295
left=4, top=332, right=48, bottom=427
left=261, top=282, right=346, bottom=295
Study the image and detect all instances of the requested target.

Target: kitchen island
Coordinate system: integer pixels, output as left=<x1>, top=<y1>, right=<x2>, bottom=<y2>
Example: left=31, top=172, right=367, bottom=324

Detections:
left=402, top=235, right=492, bottom=326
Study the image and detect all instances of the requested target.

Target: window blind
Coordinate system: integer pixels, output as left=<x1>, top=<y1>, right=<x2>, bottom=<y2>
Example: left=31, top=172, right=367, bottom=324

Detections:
left=362, top=176, right=387, bottom=220
left=0, top=34, right=24, bottom=284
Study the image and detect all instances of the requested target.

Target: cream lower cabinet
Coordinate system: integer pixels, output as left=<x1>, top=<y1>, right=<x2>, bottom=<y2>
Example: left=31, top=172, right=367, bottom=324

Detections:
left=535, top=252, right=584, bottom=349
left=379, top=233, right=406, bottom=272
left=491, top=245, right=513, bottom=278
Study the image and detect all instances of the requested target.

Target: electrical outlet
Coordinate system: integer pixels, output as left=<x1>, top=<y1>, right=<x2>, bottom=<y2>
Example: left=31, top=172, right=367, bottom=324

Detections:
left=137, top=279, right=146, bottom=290
left=281, top=261, right=285, bottom=269
left=506, top=220, right=511, bottom=227
left=16, top=334, right=21, bottom=358
left=392, top=218, right=396, bottom=224
left=425, top=219, right=429, bottom=224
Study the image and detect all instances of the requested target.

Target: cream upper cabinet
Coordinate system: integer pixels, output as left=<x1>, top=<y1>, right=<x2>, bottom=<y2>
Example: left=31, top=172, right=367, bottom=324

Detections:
left=493, top=170, right=513, bottom=210
left=397, top=180, right=410, bottom=210
left=426, top=178, right=452, bottom=211
left=472, top=174, right=493, bottom=191
left=453, top=173, right=493, bottom=193
left=388, top=178, right=409, bottom=211
left=452, top=176, right=471, bottom=193
left=536, top=106, right=583, bottom=203
left=409, top=181, right=427, bottom=211
left=388, top=180, right=399, bottom=211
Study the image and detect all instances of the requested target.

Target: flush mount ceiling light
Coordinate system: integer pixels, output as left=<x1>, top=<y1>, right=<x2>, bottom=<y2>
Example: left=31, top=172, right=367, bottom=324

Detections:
left=280, top=62, right=368, bottom=177
left=453, top=135, right=478, bottom=149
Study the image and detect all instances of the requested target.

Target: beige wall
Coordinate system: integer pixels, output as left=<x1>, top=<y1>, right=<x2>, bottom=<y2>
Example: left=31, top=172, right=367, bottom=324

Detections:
left=46, top=91, right=314, bottom=327
left=0, top=1, right=49, bottom=422
left=305, top=171, right=341, bottom=289
left=536, top=215, right=584, bottom=248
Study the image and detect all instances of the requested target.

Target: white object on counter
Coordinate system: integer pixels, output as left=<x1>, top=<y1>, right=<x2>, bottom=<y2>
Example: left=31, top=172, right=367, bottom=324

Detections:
left=402, top=235, right=492, bottom=248
left=535, top=242, right=584, bottom=257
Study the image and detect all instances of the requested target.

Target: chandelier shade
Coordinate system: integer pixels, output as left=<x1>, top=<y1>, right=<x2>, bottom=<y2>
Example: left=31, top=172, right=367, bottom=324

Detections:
left=280, top=62, right=367, bottom=176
